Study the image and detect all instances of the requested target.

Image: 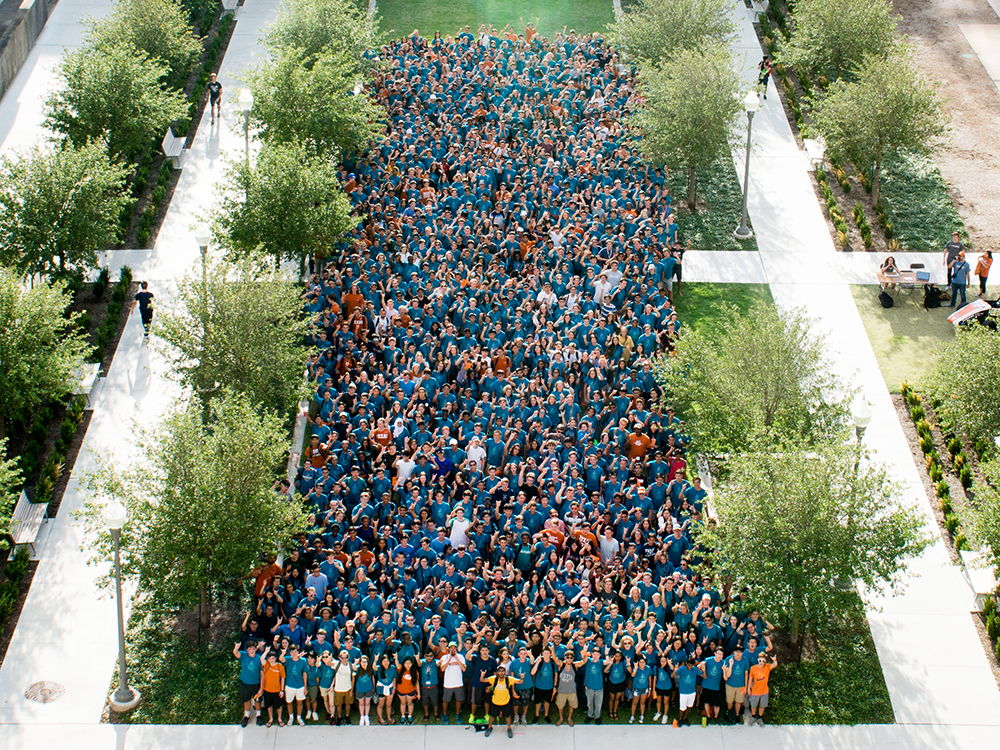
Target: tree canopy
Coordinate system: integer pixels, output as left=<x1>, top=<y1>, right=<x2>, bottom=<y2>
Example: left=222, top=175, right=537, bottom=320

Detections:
left=265, top=0, right=382, bottom=77
left=701, top=444, right=930, bottom=644
left=156, top=251, right=314, bottom=420
left=0, top=267, right=92, bottom=442
left=633, top=43, right=741, bottom=210
left=0, top=438, right=22, bottom=551
left=212, top=140, right=357, bottom=266
left=86, top=0, right=201, bottom=83
left=970, top=458, right=1000, bottom=575
left=813, top=46, right=944, bottom=206
left=655, top=301, right=850, bottom=456
left=44, top=42, right=189, bottom=161
left=928, top=325, right=1000, bottom=448
left=609, top=0, right=735, bottom=68
left=0, top=141, right=132, bottom=277
left=781, top=0, right=899, bottom=80
left=82, top=389, right=308, bottom=628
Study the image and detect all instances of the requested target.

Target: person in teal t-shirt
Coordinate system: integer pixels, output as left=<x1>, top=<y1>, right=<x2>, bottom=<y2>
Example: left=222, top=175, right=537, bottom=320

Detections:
left=317, top=652, right=336, bottom=721
left=531, top=648, right=556, bottom=724
left=420, top=650, right=441, bottom=721
left=282, top=645, right=309, bottom=726
left=304, top=653, right=320, bottom=722
left=629, top=655, right=653, bottom=723
left=654, top=654, right=673, bottom=724
left=699, top=648, right=725, bottom=724
left=509, top=648, right=534, bottom=725
left=582, top=649, right=605, bottom=723
left=673, top=658, right=703, bottom=727
left=723, top=646, right=751, bottom=724
left=604, top=650, right=628, bottom=720
left=233, top=641, right=263, bottom=727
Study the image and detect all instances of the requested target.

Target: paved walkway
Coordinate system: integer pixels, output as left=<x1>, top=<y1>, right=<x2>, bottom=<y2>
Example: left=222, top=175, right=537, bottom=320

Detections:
left=1, top=0, right=998, bottom=741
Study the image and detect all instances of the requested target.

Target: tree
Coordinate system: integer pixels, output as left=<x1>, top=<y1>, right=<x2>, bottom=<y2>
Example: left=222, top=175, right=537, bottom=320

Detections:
left=0, top=142, right=132, bottom=277
left=86, top=0, right=201, bottom=84
left=928, top=326, right=1000, bottom=448
left=782, top=0, right=898, bottom=80
left=655, top=301, right=850, bottom=456
left=213, top=140, right=357, bottom=266
left=0, top=267, right=92, bottom=442
left=970, top=458, right=1000, bottom=575
left=813, top=46, right=945, bottom=206
left=633, top=43, right=741, bottom=210
left=157, top=251, right=314, bottom=420
left=609, top=0, right=735, bottom=68
left=243, top=45, right=386, bottom=157
left=44, top=43, right=189, bottom=161
left=0, top=438, right=23, bottom=551
left=82, top=389, right=308, bottom=629
left=266, top=0, right=382, bottom=77
left=700, top=444, right=929, bottom=645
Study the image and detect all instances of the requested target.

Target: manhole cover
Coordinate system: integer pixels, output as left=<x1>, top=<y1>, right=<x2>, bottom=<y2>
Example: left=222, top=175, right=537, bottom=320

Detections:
left=25, top=681, right=65, bottom=703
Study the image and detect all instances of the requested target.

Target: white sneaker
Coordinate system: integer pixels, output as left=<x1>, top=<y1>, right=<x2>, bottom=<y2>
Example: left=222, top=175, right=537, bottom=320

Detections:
left=297, top=716, right=305, bottom=726
left=639, top=715, right=644, bottom=723
left=661, top=715, right=669, bottom=724
left=653, top=712, right=661, bottom=721
left=629, top=716, right=635, bottom=724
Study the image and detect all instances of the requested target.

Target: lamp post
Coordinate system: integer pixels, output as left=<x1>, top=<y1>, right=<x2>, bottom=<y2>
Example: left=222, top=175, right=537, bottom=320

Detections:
left=734, top=90, right=761, bottom=240
left=238, top=87, right=254, bottom=169
left=104, top=499, right=141, bottom=713
left=852, top=400, right=872, bottom=443
left=834, top=399, right=874, bottom=592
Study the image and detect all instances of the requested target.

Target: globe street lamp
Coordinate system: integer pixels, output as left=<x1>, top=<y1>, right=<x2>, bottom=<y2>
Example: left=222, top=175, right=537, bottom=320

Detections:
left=238, top=87, right=254, bottom=169
left=104, top=499, right=141, bottom=713
left=734, top=90, right=761, bottom=241
left=852, top=400, right=873, bottom=443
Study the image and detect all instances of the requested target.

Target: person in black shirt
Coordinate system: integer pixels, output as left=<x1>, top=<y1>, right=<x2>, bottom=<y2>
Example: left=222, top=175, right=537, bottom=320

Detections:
left=133, top=281, right=154, bottom=339
left=207, top=73, right=223, bottom=124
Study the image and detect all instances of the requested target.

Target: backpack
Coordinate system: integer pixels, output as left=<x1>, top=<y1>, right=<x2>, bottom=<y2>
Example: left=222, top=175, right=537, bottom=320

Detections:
left=924, top=284, right=942, bottom=309
left=878, top=290, right=894, bottom=308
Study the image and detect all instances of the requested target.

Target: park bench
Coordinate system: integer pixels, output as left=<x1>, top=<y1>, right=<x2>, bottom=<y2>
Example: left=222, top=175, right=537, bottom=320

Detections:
left=10, top=491, right=49, bottom=557
left=161, top=127, right=184, bottom=168
left=221, top=0, right=238, bottom=14
left=68, top=362, right=101, bottom=409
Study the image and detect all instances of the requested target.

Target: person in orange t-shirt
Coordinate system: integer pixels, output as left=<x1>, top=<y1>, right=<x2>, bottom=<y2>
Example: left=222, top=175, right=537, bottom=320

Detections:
left=259, top=651, right=286, bottom=727
left=746, top=653, right=777, bottom=726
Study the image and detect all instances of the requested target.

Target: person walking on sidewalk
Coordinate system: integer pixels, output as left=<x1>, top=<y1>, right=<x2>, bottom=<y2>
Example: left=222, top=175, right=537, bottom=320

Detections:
left=133, top=281, right=155, bottom=339
left=757, top=56, right=772, bottom=99
left=948, top=251, right=971, bottom=308
left=747, top=653, right=778, bottom=726
left=207, top=73, right=222, bottom=124
left=975, top=250, right=992, bottom=297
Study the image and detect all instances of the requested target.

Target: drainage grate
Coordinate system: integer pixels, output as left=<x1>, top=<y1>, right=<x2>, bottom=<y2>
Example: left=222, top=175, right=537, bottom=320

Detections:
left=25, top=681, right=65, bottom=703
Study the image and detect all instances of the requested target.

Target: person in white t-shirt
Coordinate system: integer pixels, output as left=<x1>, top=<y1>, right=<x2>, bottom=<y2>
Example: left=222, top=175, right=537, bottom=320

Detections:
left=466, top=436, right=486, bottom=470
left=439, top=641, right=467, bottom=722
left=448, top=506, right=472, bottom=549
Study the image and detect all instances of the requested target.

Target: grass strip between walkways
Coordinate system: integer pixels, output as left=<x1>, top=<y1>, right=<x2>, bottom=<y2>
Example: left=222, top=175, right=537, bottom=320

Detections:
left=880, top=151, right=968, bottom=253
left=672, top=283, right=774, bottom=335
left=374, top=0, right=614, bottom=39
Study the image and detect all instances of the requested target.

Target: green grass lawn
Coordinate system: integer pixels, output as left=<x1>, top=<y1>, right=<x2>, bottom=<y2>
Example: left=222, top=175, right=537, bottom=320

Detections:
left=374, top=0, right=614, bottom=39
left=674, top=283, right=775, bottom=335
left=667, top=159, right=760, bottom=253
left=880, top=150, right=967, bottom=253
left=852, top=284, right=959, bottom=392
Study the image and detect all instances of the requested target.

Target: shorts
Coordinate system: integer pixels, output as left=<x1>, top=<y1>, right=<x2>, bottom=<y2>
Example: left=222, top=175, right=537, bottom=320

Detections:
left=422, top=689, right=440, bottom=706
left=555, top=692, right=578, bottom=709
left=679, top=692, right=696, bottom=711
left=285, top=685, right=306, bottom=702
left=490, top=700, right=512, bottom=718
left=307, top=685, right=319, bottom=701
left=606, top=681, right=625, bottom=695
left=356, top=689, right=374, bottom=699
left=748, top=692, right=769, bottom=709
left=630, top=687, right=649, bottom=698
left=514, top=693, right=529, bottom=707
left=655, top=687, right=672, bottom=699
left=442, top=686, right=465, bottom=703
left=239, top=682, right=260, bottom=703
left=673, top=264, right=682, bottom=281
left=701, top=688, right=720, bottom=708
left=533, top=687, right=554, bottom=704
left=334, top=690, right=353, bottom=707
left=471, top=686, right=486, bottom=706
left=725, top=685, right=745, bottom=705
left=140, top=310, right=153, bottom=326
left=398, top=690, right=417, bottom=700
left=662, top=278, right=674, bottom=292
left=262, top=690, right=282, bottom=709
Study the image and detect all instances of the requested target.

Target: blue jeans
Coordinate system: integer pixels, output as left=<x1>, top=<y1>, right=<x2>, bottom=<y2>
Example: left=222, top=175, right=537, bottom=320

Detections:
left=950, top=282, right=967, bottom=307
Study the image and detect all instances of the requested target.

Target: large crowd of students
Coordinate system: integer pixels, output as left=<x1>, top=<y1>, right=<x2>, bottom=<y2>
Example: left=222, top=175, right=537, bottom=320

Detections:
left=234, top=24, right=778, bottom=732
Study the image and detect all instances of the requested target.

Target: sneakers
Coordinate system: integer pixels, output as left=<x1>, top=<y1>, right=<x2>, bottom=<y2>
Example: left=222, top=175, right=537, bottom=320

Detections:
left=456, top=714, right=462, bottom=725
left=653, top=712, right=661, bottom=721
left=595, top=718, right=602, bottom=725
left=256, top=715, right=266, bottom=726
left=485, top=726, right=493, bottom=738
left=545, top=715, right=552, bottom=725
left=661, top=715, right=669, bottom=725
left=507, top=727, right=513, bottom=739
left=241, top=716, right=249, bottom=727
left=638, top=715, right=644, bottom=723
left=443, top=714, right=449, bottom=724
left=629, top=716, right=635, bottom=724
left=756, top=717, right=765, bottom=726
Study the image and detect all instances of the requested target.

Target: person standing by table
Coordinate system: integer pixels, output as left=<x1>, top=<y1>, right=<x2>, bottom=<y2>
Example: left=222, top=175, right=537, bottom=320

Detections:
left=975, top=250, right=992, bottom=297
left=948, top=251, right=971, bottom=308
left=944, top=232, right=964, bottom=285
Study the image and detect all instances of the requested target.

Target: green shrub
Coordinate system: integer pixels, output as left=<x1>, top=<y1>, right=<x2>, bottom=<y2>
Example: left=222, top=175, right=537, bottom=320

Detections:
left=920, top=435, right=934, bottom=454
left=929, top=465, right=944, bottom=483
left=939, top=497, right=952, bottom=515
left=0, top=580, right=19, bottom=625
left=3, top=548, right=30, bottom=584
left=947, top=437, right=961, bottom=456
left=996, top=640, right=1000, bottom=661
left=954, top=533, right=968, bottom=551
left=960, top=467, right=973, bottom=489
left=906, top=391, right=920, bottom=407
left=987, top=613, right=1000, bottom=641
left=944, top=513, right=959, bottom=534
left=59, top=419, right=76, bottom=444
left=936, top=480, right=950, bottom=498
left=916, top=420, right=932, bottom=437
left=984, top=596, right=997, bottom=619
left=75, top=311, right=92, bottom=333
left=910, top=405, right=925, bottom=422
left=92, top=266, right=110, bottom=299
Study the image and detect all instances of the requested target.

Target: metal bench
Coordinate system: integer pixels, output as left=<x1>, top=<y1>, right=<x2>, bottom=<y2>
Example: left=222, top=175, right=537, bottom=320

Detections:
left=10, top=491, right=49, bottom=557
left=161, top=127, right=184, bottom=167
left=69, top=362, right=101, bottom=409
left=221, top=0, right=238, bottom=13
